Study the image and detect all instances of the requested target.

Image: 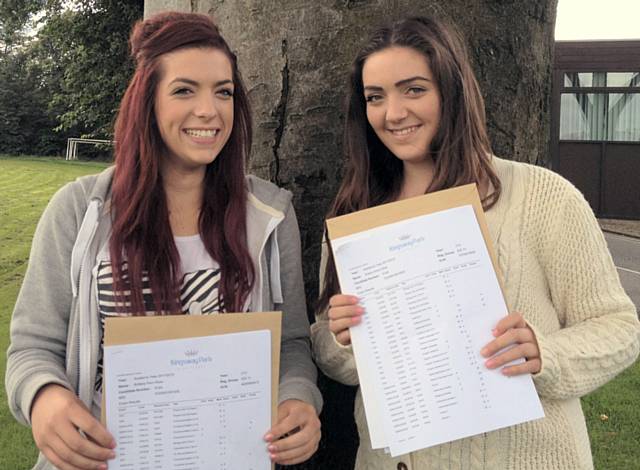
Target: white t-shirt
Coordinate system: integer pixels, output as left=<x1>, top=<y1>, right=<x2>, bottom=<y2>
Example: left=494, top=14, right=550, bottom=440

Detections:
left=93, top=235, right=221, bottom=401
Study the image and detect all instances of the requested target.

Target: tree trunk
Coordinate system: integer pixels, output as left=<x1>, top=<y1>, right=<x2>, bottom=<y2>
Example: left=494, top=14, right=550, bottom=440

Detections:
left=145, top=1, right=558, bottom=467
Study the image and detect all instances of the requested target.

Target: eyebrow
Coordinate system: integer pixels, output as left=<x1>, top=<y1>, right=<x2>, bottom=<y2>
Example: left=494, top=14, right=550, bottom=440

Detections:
left=363, top=75, right=433, bottom=92
left=168, top=78, right=234, bottom=87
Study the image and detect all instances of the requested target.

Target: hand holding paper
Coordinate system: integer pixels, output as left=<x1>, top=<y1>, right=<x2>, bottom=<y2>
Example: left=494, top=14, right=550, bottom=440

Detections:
left=265, top=399, right=321, bottom=465
left=481, top=312, right=542, bottom=376
left=327, top=294, right=363, bottom=346
left=31, top=384, right=116, bottom=470
left=326, top=185, right=545, bottom=457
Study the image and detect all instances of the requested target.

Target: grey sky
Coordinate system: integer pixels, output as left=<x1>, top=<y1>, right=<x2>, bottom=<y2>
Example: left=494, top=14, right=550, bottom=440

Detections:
left=556, top=0, right=640, bottom=40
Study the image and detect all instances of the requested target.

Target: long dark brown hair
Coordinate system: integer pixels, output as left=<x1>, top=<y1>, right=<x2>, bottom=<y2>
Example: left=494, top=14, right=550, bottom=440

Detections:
left=110, top=12, right=254, bottom=315
left=319, top=16, right=502, bottom=311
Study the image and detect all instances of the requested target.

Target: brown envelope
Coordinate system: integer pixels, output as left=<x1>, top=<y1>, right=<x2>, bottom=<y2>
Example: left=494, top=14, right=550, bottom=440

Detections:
left=102, top=312, right=282, bottom=432
left=325, top=183, right=506, bottom=294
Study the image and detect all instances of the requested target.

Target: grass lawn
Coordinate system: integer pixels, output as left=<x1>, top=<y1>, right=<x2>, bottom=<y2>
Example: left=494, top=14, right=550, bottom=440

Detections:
left=0, top=156, right=638, bottom=469
left=582, top=359, right=640, bottom=469
left=0, top=156, right=109, bottom=469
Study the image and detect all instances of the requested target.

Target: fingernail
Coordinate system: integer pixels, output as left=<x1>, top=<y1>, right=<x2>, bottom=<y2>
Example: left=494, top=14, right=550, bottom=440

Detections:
left=485, top=359, right=494, bottom=368
left=108, top=451, right=116, bottom=459
left=492, top=328, right=499, bottom=336
left=480, top=347, right=488, bottom=356
left=270, top=453, right=277, bottom=460
left=99, top=464, right=107, bottom=470
left=355, top=306, right=365, bottom=314
left=352, top=316, right=361, bottom=324
left=268, top=444, right=277, bottom=452
left=263, top=433, right=272, bottom=441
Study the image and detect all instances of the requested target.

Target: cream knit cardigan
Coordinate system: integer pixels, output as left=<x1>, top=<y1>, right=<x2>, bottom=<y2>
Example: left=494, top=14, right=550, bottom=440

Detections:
left=311, top=157, right=640, bottom=470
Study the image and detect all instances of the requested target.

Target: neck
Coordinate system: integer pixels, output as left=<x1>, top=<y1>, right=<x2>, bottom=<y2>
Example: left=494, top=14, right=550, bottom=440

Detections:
left=161, top=162, right=206, bottom=236
left=398, top=157, right=435, bottom=200
left=398, top=156, right=494, bottom=202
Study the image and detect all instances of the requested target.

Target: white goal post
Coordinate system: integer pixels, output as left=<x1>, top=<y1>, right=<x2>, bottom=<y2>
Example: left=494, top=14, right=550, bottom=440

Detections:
left=65, top=138, right=115, bottom=160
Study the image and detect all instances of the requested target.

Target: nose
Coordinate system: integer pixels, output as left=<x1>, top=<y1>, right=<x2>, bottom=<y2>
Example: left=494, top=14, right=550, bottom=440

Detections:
left=194, top=93, right=218, bottom=119
left=385, top=95, right=408, bottom=123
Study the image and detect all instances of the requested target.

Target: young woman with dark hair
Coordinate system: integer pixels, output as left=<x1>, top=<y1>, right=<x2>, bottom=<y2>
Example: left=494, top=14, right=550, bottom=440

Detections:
left=6, top=12, right=321, bottom=470
left=312, top=16, right=639, bottom=469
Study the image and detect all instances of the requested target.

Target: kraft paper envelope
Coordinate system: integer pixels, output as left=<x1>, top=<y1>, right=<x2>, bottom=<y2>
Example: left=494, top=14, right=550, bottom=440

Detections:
left=326, top=184, right=514, bottom=452
left=102, top=312, right=282, bottom=428
left=325, top=183, right=505, bottom=292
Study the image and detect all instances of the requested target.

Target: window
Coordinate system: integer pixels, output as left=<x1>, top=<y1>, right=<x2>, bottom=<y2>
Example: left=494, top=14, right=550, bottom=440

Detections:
left=606, top=72, right=640, bottom=88
left=560, top=72, right=640, bottom=141
left=608, top=93, right=640, bottom=141
left=563, top=72, right=640, bottom=88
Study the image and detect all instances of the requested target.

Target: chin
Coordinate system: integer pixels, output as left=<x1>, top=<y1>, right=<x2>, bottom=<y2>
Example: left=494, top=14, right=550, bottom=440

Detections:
left=196, top=150, right=222, bottom=164
left=393, top=151, right=429, bottom=164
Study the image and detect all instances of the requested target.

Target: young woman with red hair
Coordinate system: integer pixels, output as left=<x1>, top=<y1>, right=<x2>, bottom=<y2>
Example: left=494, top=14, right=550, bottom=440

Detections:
left=7, top=12, right=321, bottom=470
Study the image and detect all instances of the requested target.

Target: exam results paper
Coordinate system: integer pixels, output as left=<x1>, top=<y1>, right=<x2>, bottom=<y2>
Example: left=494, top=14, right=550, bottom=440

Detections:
left=331, top=204, right=544, bottom=457
left=104, top=330, right=271, bottom=470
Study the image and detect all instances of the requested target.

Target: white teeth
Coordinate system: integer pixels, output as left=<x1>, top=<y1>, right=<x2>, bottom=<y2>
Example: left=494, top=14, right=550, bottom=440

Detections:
left=185, top=129, right=218, bottom=137
left=390, top=126, right=419, bottom=136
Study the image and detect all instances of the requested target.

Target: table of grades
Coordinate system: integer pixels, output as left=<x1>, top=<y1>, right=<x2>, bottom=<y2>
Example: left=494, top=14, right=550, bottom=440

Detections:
left=105, top=330, right=271, bottom=470
left=333, top=205, right=544, bottom=456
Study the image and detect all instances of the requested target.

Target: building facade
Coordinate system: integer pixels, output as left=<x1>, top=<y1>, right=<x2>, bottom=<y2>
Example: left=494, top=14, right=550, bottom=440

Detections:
left=551, top=41, right=640, bottom=219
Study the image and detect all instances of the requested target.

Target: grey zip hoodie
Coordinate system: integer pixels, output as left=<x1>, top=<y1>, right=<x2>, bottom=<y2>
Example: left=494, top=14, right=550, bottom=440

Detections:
left=6, top=167, right=322, bottom=469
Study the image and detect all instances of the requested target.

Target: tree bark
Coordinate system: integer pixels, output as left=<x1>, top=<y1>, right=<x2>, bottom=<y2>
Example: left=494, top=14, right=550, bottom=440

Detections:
left=145, top=1, right=558, bottom=467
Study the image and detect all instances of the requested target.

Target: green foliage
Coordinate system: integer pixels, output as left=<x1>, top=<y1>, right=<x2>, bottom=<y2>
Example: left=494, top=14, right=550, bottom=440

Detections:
left=0, top=0, right=47, bottom=51
left=0, top=1, right=58, bottom=155
left=0, top=49, right=63, bottom=155
left=37, top=0, right=143, bottom=138
left=0, top=0, right=143, bottom=156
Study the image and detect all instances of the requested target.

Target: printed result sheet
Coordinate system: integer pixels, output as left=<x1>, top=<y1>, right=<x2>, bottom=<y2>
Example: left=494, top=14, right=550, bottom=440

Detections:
left=331, top=205, right=544, bottom=456
left=105, top=330, right=271, bottom=470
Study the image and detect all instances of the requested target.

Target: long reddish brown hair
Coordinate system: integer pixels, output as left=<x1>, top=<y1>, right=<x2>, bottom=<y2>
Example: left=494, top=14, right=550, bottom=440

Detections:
left=110, top=12, right=254, bottom=315
left=319, top=16, right=502, bottom=311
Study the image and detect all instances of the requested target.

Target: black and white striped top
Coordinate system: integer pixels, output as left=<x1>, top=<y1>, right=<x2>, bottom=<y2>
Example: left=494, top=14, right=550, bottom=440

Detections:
left=93, top=234, right=223, bottom=396
left=96, top=261, right=223, bottom=315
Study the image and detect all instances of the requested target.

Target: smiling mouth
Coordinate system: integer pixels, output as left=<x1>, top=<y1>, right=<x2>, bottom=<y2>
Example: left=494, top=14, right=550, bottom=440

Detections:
left=388, top=125, right=421, bottom=136
left=184, top=129, right=219, bottom=138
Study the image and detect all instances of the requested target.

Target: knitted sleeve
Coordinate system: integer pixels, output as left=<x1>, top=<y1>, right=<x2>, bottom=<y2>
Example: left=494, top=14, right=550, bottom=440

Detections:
left=531, top=176, right=640, bottom=400
left=310, top=238, right=360, bottom=386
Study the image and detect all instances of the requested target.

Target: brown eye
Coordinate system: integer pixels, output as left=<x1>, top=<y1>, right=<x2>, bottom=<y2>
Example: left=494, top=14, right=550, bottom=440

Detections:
left=217, top=88, right=234, bottom=98
left=365, top=94, right=382, bottom=103
left=172, top=87, right=193, bottom=96
left=407, top=87, right=426, bottom=95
